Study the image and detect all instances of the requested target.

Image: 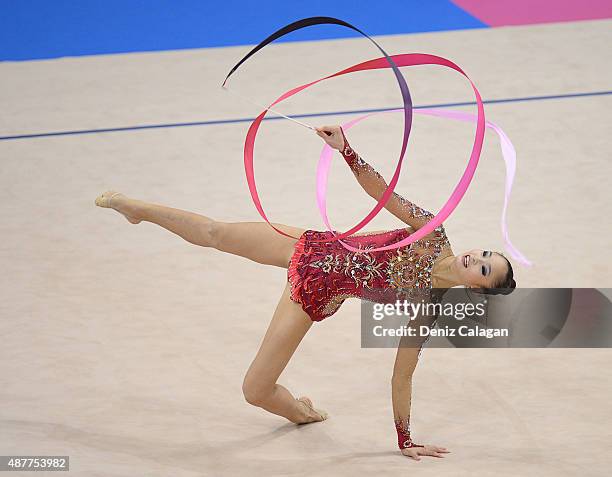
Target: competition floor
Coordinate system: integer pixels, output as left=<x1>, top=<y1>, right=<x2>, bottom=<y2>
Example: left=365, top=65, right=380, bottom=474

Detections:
left=1, top=18, right=611, bottom=477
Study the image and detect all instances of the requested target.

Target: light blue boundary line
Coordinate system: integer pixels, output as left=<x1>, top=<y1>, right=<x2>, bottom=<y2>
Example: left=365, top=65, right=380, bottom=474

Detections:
left=1, top=90, right=610, bottom=141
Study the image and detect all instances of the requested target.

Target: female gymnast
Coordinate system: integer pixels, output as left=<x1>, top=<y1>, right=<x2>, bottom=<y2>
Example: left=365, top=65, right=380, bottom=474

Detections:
left=95, top=124, right=515, bottom=461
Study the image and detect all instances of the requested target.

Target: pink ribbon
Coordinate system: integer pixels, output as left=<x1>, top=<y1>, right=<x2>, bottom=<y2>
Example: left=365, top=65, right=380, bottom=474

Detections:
left=226, top=16, right=415, bottom=245
left=316, top=108, right=532, bottom=267
left=245, top=53, right=485, bottom=246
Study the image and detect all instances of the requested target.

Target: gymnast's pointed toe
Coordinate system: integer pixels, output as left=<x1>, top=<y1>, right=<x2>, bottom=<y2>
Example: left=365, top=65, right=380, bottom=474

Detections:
left=95, top=190, right=123, bottom=208
left=94, top=191, right=142, bottom=224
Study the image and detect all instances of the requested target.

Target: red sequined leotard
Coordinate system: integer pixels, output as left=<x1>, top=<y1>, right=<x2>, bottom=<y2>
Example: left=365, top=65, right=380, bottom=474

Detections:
left=287, top=133, right=453, bottom=322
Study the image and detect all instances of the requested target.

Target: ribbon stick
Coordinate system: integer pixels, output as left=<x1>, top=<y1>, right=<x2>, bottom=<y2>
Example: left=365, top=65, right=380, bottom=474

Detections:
left=222, top=86, right=315, bottom=131
left=316, top=108, right=532, bottom=266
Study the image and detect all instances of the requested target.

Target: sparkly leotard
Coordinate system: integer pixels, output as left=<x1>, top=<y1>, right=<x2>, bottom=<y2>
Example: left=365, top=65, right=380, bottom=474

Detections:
left=287, top=227, right=451, bottom=321
left=287, top=135, right=453, bottom=322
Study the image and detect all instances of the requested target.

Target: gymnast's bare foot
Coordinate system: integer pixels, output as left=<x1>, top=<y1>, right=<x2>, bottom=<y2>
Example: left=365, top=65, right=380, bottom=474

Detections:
left=94, top=191, right=142, bottom=224
left=296, top=396, right=328, bottom=424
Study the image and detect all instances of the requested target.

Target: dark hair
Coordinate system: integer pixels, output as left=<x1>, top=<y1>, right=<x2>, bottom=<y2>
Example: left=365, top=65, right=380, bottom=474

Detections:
left=469, top=253, right=516, bottom=297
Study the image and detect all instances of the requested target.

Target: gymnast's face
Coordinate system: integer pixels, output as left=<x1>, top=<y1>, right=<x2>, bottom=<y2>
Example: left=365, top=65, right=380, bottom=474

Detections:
left=455, top=249, right=508, bottom=288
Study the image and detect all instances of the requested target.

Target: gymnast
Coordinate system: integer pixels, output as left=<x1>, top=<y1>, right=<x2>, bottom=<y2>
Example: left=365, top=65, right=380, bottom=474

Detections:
left=95, top=124, right=515, bottom=460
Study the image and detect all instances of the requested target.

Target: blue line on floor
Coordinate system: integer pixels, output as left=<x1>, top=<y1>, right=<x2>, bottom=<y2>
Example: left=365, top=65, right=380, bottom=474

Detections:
left=1, top=90, right=610, bottom=141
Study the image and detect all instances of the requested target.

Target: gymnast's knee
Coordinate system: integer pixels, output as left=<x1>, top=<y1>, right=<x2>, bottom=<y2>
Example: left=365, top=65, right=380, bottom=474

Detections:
left=206, top=220, right=224, bottom=249
left=242, top=376, right=273, bottom=407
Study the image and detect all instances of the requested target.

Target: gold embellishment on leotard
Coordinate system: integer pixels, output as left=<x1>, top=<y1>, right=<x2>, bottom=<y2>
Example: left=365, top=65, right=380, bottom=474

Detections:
left=308, top=249, right=386, bottom=289
left=342, top=146, right=384, bottom=181
left=392, top=192, right=434, bottom=220
left=386, top=247, right=435, bottom=289
left=394, top=417, right=412, bottom=435
left=385, top=235, right=450, bottom=301
left=322, top=292, right=357, bottom=315
left=307, top=229, right=450, bottom=295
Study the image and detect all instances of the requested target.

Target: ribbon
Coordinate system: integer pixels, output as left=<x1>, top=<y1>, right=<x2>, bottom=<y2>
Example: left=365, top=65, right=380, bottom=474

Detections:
left=240, top=52, right=485, bottom=248
left=316, top=108, right=532, bottom=266
left=223, top=16, right=414, bottom=242
left=223, top=18, right=520, bottom=262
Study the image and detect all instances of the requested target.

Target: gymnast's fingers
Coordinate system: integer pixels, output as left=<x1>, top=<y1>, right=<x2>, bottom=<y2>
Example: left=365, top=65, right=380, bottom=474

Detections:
left=418, top=448, right=445, bottom=458
left=318, top=125, right=340, bottom=135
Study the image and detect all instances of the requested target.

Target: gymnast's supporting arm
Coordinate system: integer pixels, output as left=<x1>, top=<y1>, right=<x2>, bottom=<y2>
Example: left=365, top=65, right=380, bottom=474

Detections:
left=392, top=342, right=422, bottom=451
left=392, top=312, right=449, bottom=459
left=314, top=125, right=439, bottom=232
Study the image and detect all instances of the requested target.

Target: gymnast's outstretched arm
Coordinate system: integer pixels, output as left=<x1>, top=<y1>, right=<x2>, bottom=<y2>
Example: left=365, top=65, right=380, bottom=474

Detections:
left=314, top=125, right=438, bottom=232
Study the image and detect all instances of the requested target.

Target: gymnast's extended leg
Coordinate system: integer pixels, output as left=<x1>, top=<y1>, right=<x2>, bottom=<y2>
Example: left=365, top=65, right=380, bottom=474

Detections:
left=94, top=191, right=305, bottom=267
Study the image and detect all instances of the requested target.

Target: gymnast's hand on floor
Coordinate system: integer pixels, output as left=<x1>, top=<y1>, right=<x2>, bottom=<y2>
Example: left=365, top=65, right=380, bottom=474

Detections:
left=401, top=444, right=450, bottom=461
left=315, top=125, right=345, bottom=150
